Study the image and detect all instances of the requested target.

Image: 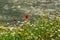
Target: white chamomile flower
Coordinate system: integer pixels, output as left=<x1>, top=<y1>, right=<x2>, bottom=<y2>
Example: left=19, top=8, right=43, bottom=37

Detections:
left=9, top=27, right=14, bottom=31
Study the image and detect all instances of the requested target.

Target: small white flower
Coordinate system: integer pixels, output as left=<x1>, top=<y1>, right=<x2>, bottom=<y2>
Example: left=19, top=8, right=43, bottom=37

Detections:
left=30, top=24, right=33, bottom=26
left=41, top=27, right=45, bottom=30
left=35, top=28, right=38, bottom=30
left=51, top=38, right=55, bottom=40
left=20, top=24, right=24, bottom=26
left=17, top=21, right=20, bottom=23
left=0, top=33, right=4, bottom=35
left=35, top=36, right=38, bottom=39
left=55, top=31, right=58, bottom=33
left=9, top=27, right=14, bottom=31
left=7, top=23, right=10, bottom=25
left=58, top=34, right=60, bottom=37
left=17, top=6, right=21, bottom=8
left=58, top=29, right=60, bottom=32
left=31, top=33, right=34, bottom=36
left=24, top=21, right=27, bottom=23
left=50, top=35, right=53, bottom=37
left=42, top=39, right=44, bottom=40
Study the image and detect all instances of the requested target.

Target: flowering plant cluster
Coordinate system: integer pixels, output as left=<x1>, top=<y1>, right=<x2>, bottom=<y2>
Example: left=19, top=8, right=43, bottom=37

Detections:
left=0, top=0, right=60, bottom=40
left=0, top=14, right=60, bottom=40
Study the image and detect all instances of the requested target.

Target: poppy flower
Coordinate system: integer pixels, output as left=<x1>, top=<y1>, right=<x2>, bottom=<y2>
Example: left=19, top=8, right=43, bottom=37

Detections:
left=24, top=14, right=29, bottom=19
left=13, top=18, right=17, bottom=21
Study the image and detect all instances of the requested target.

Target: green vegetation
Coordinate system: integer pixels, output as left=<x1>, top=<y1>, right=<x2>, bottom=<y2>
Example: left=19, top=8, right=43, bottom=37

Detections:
left=0, top=14, right=60, bottom=40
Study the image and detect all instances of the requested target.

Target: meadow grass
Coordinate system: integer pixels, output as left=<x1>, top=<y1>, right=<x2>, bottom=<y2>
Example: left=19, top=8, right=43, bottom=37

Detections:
left=0, top=14, right=60, bottom=40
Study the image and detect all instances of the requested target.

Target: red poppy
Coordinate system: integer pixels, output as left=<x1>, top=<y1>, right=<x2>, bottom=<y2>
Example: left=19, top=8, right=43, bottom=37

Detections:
left=24, top=14, right=29, bottom=19
left=13, top=18, right=17, bottom=21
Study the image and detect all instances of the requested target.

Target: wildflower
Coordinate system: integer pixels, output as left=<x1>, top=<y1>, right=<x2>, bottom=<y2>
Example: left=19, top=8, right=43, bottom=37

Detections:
left=31, top=33, right=34, bottom=36
left=58, top=29, right=60, bottom=32
left=50, top=22, right=53, bottom=25
left=13, top=18, right=17, bottom=21
left=58, top=34, right=60, bottom=37
left=21, top=22, right=25, bottom=24
left=35, top=28, right=38, bottom=30
left=24, top=14, right=29, bottom=19
left=30, top=24, right=33, bottom=26
left=1, top=27, right=7, bottom=30
left=20, top=28, right=23, bottom=31
left=0, top=32, right=4, bottom=35
left=41, top=14, right=47, bottom=17
left=13, top=28, right=18, bottom=31
left=18, top=32, right=22, bottom=35
left=0, top=26, right=7, bottom=30
left=15, top=6, right=20, bottom=11
left=35, top=36, right=38, bottom=40
left=51, top=38, right=55, bottom=40
left=20, top=22, right=26, bottom=26
left=30, top=24, right=35, bottom=26
left=20, top=24, right=24, bottom=26
left=17, top=21, right=20, bottom=23
left=9, top=27, right=14, bottom=31
left=25, top=32, right=29, bottom=36
left=0, top=26, right=4, bottom=28
left=7, top=22, right=10, bottom=25
left=50, top=35, right=53, bottom=37
left=24, top=21, right=27, bottom=22
left=56, top=16, right=60, bottom=21
left=56, top=16, right=60, bottom=19
left=38, top=35, right=41, bottom=38
left=26, top=21, right=30, bottom=25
